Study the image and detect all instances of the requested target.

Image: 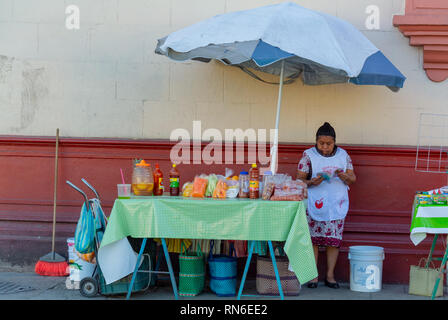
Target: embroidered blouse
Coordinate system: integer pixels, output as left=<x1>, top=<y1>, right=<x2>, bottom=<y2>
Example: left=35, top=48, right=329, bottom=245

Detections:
left=297, top=146, right=353, bottom=178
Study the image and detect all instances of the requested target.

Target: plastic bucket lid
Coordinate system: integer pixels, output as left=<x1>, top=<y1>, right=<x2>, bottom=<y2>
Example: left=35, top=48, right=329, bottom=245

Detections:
left=349, top=246, right=384, bottom=260
left=349, top=246, right=383, bottom=253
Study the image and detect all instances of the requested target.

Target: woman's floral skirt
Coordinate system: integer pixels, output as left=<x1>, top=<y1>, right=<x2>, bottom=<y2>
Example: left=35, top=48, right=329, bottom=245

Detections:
left=306, top=210, right=345, bottom=248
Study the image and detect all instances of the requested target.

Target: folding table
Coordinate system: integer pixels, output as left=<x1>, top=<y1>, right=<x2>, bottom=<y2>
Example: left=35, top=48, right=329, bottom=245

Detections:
left=410, top=196, right=448, bottom=299
left=97, top=196, right=317, bottom=300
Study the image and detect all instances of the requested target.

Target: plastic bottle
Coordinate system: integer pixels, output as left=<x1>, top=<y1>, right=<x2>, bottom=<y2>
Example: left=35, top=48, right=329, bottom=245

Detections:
left=132, top=160, right=154, bottom=196
left=249, top=163, right=259, bottom=199
left=169, top=163, right=180, bottom=196
left=153, top=163, right=164, bottom=196
left=238, top=171, right=249, bottom=198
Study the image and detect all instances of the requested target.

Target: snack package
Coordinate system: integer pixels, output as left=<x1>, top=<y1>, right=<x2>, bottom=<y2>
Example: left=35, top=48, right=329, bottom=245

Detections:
left=317, top=172, right=331, bottom=181
left=226, top=179, right=239, bottom=198
left=225, top=168, right=234, bottom=179
left=262, top=182, right=275, bottom=200
left=182, top=182, right=193, bottom=197
left=192, top=176, right=208, bottom=198
left=270, top=178, right=307, bottom=201
left=298, top=179, right=308, bottom=198
left=206, top=174, right=218, bottom=197
left=213, top=180, right=228, bottom=199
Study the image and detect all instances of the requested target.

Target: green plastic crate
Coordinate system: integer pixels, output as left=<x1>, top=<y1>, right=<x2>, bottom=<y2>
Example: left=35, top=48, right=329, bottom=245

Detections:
left=98, top=253, right=152, bottom=295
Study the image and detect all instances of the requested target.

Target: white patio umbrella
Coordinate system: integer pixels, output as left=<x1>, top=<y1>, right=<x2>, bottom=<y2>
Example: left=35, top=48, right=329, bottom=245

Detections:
left=155, top=2, right=405, bottom=173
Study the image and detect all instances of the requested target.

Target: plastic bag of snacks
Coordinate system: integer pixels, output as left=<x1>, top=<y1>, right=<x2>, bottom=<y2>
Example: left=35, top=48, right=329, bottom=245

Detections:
left=270, top=178, right=307, bottom=201
left=192, top=176, right=208, bottom=198
left=213, top=180, right=228, bottom=199
left=206, top=174, right=218, bottom=197
left=263, top=174, right=288, bottom=200
left=225, top=168, right=234, bottom=178
left=262, top=181, right=275, bottom=200
left=182, top=182, right=193, bottom=197
left=226, top=179, right=240, bottom=198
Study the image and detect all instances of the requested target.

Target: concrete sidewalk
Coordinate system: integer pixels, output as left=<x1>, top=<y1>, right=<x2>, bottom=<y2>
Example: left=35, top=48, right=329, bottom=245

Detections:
left=0, top=271, right=445, bottom=301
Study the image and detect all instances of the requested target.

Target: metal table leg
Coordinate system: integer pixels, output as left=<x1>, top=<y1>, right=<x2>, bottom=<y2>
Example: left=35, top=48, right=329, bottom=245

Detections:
left=237, top=241, right=285, bottom=300
left=431, top=236, right=448, bottom=300
left=126, top=238, right=179, bottom=300
left=126, top=238, right=147, bottom=300
left=237, top=240, right=255, bottom=300
left=161, top=238, right=179, bottom=300
left=426, top=234, right=438, bottom=268
left=267, top=241, right=285, bottom=300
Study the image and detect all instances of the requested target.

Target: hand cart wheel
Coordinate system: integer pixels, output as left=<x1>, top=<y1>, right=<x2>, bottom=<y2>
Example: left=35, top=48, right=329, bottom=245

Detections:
left=80, top=277, right=99, bottom=297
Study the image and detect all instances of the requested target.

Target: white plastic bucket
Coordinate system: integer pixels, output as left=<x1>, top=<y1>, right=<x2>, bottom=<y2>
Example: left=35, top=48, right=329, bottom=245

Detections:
left=348, top=246, right=384, bottom=293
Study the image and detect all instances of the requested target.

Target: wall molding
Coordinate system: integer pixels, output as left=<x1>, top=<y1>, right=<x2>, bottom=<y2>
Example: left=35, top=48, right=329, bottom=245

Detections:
left=394, top=0, right=448, bottom=82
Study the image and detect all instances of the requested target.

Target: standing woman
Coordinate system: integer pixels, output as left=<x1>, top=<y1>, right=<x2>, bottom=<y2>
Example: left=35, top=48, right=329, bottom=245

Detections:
left=297, top=122, right=356, bottom=289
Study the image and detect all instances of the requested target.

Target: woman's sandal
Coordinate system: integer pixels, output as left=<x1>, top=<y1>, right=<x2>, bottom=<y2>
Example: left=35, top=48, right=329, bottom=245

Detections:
left=324, top=279, right=340, bottom=289
left=307, top=281, right=318, bottom=288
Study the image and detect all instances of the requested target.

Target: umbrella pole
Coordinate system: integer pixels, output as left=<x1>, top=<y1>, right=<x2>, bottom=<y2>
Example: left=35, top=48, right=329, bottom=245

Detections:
left=270, top=60, right=285, bottom=174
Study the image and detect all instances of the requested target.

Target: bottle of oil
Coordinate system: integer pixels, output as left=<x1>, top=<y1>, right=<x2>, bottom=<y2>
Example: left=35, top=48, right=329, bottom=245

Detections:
left=249, top=163, right=259, bottom=199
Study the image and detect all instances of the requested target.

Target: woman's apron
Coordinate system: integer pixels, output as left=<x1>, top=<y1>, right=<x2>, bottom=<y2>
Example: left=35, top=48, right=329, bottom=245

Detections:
left=306, top=147, right=349, bottom=222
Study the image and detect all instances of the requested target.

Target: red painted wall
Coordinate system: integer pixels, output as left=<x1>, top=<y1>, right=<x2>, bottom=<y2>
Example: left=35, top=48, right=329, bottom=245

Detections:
left=0, top=135, right=445, bottom=284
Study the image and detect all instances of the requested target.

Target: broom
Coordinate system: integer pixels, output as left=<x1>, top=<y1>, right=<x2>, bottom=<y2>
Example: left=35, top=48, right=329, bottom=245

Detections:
left=35, top=128, right=69, bottom=276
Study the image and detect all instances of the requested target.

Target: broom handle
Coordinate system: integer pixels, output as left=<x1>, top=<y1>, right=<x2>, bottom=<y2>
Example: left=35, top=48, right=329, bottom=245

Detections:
left=51, top=128, right=59, bottom=258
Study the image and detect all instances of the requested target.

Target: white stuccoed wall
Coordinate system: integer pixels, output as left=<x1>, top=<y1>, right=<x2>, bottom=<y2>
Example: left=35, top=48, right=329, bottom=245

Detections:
left=0, top=0, right=444, bottom=146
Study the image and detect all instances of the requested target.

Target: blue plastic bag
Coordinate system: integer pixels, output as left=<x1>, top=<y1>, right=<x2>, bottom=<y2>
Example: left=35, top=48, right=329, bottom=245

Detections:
left=74, top=202, right=95, bottom=254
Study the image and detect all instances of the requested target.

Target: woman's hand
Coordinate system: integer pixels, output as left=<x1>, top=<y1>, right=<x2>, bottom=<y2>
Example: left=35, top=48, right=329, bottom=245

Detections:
left=336, top=169, right=356, bottom=185
left=297, top=170, right=325, bottom=187
left=309, top=176, right=324, bottom=187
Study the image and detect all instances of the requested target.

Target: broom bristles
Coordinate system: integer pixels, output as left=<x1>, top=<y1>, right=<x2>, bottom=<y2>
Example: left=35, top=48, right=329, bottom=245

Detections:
left=35, top=260, right=69, bottom=277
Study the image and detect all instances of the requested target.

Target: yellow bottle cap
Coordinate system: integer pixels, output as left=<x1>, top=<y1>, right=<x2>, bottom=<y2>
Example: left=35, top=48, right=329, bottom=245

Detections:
left=252, top=163, right=257, bottom=168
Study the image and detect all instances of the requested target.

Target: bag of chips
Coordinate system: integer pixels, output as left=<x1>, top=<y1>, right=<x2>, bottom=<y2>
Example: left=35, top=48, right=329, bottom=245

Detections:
left=192, top=176, right=208, bottom=198
left=213, top=180, right=228, bottom=199
left=206, top=174, right=218, bottom=197
left=182, top=182, right=193, bottom=197
left=226, top=180, right=239, bottom=198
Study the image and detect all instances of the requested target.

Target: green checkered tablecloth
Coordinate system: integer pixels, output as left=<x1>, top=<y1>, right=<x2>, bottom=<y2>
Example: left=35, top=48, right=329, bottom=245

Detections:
left=411, top=196, right=448, bottom=245
left=100, top=196, right=317, bottom=284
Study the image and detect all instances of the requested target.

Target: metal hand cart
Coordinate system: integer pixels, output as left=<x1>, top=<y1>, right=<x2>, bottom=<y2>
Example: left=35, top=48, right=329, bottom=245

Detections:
left=67, top=179, right=153, bottom=297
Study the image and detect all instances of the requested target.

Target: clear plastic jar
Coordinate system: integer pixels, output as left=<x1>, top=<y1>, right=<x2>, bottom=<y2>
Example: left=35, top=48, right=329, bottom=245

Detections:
left=132, top=160, right=154, bottom=196
left=238, top=171, right=249, bottom=198
left=261, top=171, right=273, bottom=200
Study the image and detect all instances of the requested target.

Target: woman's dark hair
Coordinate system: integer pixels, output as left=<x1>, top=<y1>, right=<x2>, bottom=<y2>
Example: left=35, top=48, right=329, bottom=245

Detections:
left=316, top=122, right=336, bottom=141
